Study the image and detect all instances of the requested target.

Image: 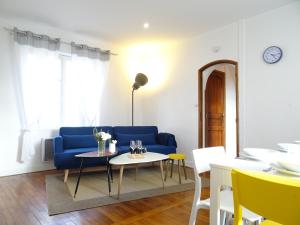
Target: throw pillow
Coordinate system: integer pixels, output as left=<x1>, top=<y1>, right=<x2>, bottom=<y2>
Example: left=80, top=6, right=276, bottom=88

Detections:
left=63, top=135, right=97, bottom=149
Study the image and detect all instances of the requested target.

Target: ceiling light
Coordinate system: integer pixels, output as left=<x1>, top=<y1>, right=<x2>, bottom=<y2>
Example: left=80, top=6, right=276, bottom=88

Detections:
left=143, top=22, right=149, bottom=29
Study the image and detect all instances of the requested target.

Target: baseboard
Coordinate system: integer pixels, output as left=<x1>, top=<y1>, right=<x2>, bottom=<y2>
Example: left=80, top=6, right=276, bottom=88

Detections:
left=0, top=163, right=55, bottom=177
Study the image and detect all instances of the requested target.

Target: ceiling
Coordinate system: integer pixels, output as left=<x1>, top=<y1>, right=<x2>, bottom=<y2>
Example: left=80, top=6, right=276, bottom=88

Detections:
left=0, top=0, right=296, bottom=44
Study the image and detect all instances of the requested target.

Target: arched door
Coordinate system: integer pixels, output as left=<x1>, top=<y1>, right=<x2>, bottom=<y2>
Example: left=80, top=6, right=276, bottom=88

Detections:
left=205, top=70, right=225, bottom=147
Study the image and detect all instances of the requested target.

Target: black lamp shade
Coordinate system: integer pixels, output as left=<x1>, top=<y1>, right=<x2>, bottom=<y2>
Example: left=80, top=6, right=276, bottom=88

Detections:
left=135, top=73, right=148, bottom=86
left=132, top=73, right=148, bottom=90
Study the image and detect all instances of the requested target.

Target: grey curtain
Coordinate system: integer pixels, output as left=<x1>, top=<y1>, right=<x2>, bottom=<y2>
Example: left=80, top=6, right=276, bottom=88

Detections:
left=13, top=27, right=60, bottom=51
left=71, top=42, right=110, bottom=61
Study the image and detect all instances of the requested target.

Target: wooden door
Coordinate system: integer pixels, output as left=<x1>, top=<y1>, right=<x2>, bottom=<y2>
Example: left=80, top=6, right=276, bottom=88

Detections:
left=205, top=70, right=225, bottom=147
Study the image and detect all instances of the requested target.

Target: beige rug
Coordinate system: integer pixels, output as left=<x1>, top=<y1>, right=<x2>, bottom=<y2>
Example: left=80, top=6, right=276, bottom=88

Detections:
left=46, top=167, right=198, bottom=215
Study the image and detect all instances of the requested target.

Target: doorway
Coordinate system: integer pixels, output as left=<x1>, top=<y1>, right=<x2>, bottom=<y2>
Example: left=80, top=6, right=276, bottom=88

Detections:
left=198, top=60, right=239, bottom=156
left=205, top=70, right=225, bottom=147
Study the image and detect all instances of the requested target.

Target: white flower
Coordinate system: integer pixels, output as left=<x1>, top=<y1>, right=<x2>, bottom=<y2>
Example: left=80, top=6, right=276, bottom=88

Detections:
left=112, top=140, right=117, bottom=144
left=97, top=131, right=111, bottom=141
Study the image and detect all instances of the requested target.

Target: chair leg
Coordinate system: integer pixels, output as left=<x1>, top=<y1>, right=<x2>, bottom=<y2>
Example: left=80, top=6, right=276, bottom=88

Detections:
left=188, top=199, right=200, bottom=225
left=182, top=159, right=187, bottom=180
left=170, top=159, right=174, bottom=178
left=225, top=213, right=232, bottom=225
left=220, top=211, right=226, bottom=225
left=164, top=160, right=169, bottom=181
left=178, top=160, right=181, bottom=184
left=64, top=169, right=69, bottom=183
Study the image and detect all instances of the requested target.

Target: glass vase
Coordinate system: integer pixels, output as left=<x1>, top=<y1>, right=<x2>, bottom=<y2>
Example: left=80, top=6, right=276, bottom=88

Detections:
left=98, top=140, right=106, bottom=155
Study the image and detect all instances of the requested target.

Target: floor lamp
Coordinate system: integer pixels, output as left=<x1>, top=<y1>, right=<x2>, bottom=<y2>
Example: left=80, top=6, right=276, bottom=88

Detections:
left=132, top=73, right=148, bottom=126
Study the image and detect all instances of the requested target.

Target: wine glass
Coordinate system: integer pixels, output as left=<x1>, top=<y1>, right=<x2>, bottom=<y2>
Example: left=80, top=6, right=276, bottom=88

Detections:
left=136, top=140, right=142, bottom=154
left=130, top=140, right=136, bottom=154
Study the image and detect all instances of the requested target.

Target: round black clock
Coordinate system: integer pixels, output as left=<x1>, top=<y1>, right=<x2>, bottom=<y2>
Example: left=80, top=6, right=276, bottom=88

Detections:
left=263, top=46, right=282, bottom=64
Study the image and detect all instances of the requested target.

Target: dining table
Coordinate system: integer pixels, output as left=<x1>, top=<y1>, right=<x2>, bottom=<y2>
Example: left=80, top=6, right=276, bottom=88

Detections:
left=209, top=157, right=300, bottom=225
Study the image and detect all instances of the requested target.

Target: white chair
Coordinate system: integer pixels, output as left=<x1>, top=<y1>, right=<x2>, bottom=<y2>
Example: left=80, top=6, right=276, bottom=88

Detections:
left=189, top=146, right=261, bottom=225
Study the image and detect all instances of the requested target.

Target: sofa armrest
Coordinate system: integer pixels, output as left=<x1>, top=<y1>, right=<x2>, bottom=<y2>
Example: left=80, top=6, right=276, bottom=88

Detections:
left=158, top=133, right=177, bottom=147
left=53, top=136, right=64, bottom=154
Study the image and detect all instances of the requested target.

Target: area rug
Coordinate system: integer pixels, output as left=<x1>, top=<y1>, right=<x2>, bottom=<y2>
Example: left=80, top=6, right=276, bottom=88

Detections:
left=46, top=167, right=199, bottom=215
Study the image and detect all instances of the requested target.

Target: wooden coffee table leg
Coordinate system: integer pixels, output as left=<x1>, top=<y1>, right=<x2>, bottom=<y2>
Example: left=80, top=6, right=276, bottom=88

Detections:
left=159, top=161, right=165, bottom=189
left=118, top=165, right=124, bottom=199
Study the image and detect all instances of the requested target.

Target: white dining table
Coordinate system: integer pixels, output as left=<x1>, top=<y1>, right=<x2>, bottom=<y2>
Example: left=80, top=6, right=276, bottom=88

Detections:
left=209, top=157, right=296, bottom=225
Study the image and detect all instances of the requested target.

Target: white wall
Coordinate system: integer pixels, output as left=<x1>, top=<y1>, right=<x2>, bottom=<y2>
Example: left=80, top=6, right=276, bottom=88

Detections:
left=224, top=64, right=237, bottom=157
left=121, top=2, right=300, bottom=166
left=0, top=17, right=130, bottom=176
left=134, top=23, right=239, bottom=165
left=243, top=2, right=300, bottom=149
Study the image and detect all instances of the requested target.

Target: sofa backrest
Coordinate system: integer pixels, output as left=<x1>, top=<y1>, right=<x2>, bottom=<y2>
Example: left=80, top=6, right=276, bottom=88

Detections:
left=60, top=126, right=113, bottom=149
left=58, top=126, right=159, bottom=149
left=114, top=126, right=158, bottom=146
left=60, top=126, right=113, bottom=136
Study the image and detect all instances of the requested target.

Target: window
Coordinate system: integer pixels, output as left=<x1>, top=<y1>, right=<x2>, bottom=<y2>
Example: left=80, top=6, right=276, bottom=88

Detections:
left=16, top=45, right=108, bottom=130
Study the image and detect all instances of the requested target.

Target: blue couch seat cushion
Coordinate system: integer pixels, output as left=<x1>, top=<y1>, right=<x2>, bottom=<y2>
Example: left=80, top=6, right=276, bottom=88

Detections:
left=115, top=133, right=156, bottom=146
left=55, top=147, right=107, bottom=169
left=117, top=145, right=176, bottom=155
left=144, top=145, right=176, bottom=155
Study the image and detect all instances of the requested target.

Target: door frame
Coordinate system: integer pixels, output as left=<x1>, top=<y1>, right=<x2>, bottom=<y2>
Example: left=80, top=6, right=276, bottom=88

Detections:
left=198, top=59, right=239, bottom=156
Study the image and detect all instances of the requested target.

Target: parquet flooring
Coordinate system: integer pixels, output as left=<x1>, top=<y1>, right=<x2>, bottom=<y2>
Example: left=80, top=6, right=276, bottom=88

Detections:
left=0, top=170, right=209, bottom=225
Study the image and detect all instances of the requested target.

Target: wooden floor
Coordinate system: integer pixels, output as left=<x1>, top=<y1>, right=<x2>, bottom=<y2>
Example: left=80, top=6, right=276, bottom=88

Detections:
left=0, top=170, right=209, bottom=225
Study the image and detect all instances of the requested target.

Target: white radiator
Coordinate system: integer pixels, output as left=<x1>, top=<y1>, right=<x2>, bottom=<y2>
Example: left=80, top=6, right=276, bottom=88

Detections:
left=41, top=138, right=54, bottom=162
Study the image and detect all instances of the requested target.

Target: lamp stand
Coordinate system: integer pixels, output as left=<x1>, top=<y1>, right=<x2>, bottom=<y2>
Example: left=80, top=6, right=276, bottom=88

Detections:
left=131, top=89, right=134, bottom=126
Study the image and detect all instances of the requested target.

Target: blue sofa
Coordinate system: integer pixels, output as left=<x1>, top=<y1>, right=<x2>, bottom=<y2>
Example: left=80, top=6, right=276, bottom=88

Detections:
left=53, top=126, right=177, bottom=170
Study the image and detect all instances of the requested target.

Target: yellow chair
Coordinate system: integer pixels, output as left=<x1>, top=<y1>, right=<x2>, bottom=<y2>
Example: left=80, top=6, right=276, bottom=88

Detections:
left=231, top=169, right=300, bottom=225
left=165, top=153, right=187, bottom=184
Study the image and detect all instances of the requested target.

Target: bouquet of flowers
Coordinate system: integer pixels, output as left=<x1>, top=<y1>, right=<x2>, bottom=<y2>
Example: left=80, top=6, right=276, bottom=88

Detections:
left=93, top=128, right=112, bottom=152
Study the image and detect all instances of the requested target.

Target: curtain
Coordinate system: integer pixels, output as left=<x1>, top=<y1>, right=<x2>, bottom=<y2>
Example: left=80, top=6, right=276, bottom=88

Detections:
left=13, top=28, right=62, bottom=161
left=62, top=55, right=108, bottom=126
left=12, top=28, right=110, bottom=161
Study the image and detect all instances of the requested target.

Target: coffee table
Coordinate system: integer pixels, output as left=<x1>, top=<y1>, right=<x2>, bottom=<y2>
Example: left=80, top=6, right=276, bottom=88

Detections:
left=74, top=150, right=118, bottom=198
left=109, top=152, right=169, bottom=199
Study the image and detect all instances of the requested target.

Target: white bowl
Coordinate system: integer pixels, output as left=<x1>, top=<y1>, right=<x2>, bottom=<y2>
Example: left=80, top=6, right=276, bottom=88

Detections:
left=277, top=143, right=300, bottom=153
left=277, top=157, right=300, bottom=173
left=242, top=148, right=283, bottom=163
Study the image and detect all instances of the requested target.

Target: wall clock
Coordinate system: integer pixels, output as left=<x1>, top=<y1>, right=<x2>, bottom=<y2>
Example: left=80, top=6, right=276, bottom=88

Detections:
left=263, top=46, right=283, bottom=64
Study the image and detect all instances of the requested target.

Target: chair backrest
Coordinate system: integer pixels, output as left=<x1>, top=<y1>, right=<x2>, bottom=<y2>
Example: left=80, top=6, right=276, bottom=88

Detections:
left=192, top=146, right=226, bottom=174
left=231, top=169, right=300, bottom=225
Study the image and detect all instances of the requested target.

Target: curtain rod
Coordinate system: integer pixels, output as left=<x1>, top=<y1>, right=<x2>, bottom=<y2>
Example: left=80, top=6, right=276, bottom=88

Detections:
left=3, top=27, right=118, bottom=56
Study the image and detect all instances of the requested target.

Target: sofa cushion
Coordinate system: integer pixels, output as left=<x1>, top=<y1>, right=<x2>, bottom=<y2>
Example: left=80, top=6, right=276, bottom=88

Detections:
left=54, top=147, right=105, bottom=169
left=117, top=146, right=131, bottom=154
left=63, top=135, right=97, bottom=149
left=144, top=145, right=176, bottom=154
left=117, top=145, right=176, bottom=155
left=115, top=133, right=156, bottom=146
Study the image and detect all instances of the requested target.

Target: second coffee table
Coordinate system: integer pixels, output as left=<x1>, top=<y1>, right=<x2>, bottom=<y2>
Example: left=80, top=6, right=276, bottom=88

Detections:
left=109, top=152, right=169, bottom=199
